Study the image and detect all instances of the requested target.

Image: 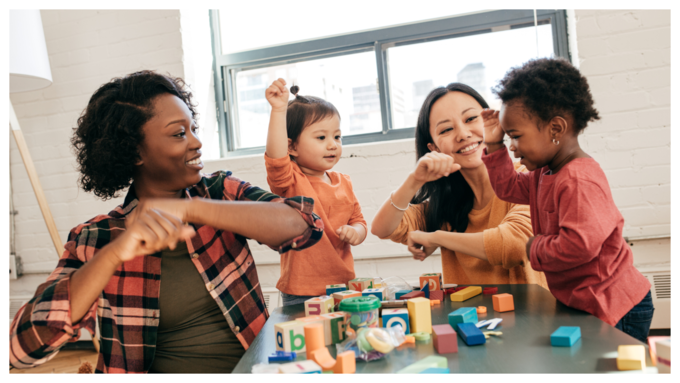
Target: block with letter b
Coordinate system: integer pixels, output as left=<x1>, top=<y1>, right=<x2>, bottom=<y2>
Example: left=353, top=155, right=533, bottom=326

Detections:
left=362, top=287, right=386, bottom=301
left=382, top=308, right=410, bottom=334
left=420, top=273, right=442, bottom=291
left=274, top=320, right=306, bottom=352
left=320, top=311, right=348, bottom=345
left=348, top=278, right=373, bottom=292
left=305, top=295, right=334, bottom=316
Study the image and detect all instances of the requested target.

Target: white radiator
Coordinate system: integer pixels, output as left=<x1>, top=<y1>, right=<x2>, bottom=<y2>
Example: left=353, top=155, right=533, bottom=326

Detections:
left=262, top=287, right=281, bottom=309
left=640, top=270, right=671, bottom=329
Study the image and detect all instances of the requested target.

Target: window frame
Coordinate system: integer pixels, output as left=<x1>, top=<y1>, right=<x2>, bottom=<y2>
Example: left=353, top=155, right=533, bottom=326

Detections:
left=210, top=9, right=569, bottom=157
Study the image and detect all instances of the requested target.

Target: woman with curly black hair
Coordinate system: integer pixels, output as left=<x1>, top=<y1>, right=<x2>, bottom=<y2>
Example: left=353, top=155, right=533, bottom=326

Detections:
left=481, top=57, right=653, bottom=342
left=10, top=70, right=323, bottom=373
left=372, top=83, right=547, bottom=289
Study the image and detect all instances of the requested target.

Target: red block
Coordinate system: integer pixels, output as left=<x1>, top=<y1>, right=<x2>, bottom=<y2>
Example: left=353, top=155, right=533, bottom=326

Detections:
left=429, top=290, right=445, bottom=302
left=483, top=287, right=498, bottom=295
left=400, top=291, right=425, bottom=300
left=454, top=286, right=468, bottom=292
left=432, top=324, right=458, bottom=354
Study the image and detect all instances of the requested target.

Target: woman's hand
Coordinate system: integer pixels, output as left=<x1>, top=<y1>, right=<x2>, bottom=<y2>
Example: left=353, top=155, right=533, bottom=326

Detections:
left=407, top=230, right=439, bottom=261
left=481, top=109, right=504, bottom=144
left=265, top=78, right=289, bottom=113
left=411, top=152, right=461, bottom=185
left=128, top=198, right=191, bottom=225
left=336, top=225, right=363, bottom=246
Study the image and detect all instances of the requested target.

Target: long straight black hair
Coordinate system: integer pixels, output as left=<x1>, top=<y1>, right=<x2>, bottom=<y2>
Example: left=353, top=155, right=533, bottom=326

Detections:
left=411, top=83, right=489, bottom=233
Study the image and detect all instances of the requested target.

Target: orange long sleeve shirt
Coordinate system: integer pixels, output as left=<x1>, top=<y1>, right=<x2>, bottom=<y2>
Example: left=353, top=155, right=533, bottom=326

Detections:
left=265, top=154, right=366, bottom=295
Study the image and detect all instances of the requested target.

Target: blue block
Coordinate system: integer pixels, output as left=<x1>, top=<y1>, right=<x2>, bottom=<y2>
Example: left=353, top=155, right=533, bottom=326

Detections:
left=269, top=350, right=297, bottom=362
left=395, top=290, right=412, bottom=299
left=456, top=322, right=486, bottom=346
left=421, top=283, right=430, bottom=299
left=448, top=307, right=478, bottom=328
left=551, top=326, right=581, bottom=347
left=420, top=367, right=450, bottom=374
left=382, top=308, right=410, bottom=334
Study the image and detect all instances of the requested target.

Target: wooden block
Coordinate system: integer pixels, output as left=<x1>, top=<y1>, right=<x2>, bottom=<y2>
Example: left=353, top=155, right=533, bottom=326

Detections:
left=429, top=290, right=444, bottom=302
left=483, top=287, right=498, bottom=295
left=309, top=347, right=335, bottom=372
left=326, top=284, right=347, bottom=295
left=382, top=308, right=410, bottom=334
left=305, top=296, right=334, bottom=316
left=448, top=307, right=478, bottom=329
left=320, top=312, right=347, bottom=345
left=450, top=286, right=482, bottom=301
left=407, top=297, right=432, bottom=334
left=303, top=323, right=325, bottom=355
left=397, top=355, right=448, bottom=374
left=420, top=273, right=443, bottom=291
left=550, top=326, right=581, bottom=347
left=432, top=324, right=458, bottom=354
left=647, top=336, right=670, bottom=366
left=420, top=367, right=451, bottom=373
left=395, top=290, right=412, bottom=299
left=655, top=339, right=670, bottom=374
left=401, top=290, right=426, bottom=300
left=279, top=360, right=322, bottom=374
left=332, top=290, right=361, bottom=305
left=333, top=351, right=356, bottom=374
left=275, top=320, right=306, bottom=352
left=617, top=345, right=646, bottom=371
left=362, top=287, right=386, bottom=301
left=456, top=322, right=486, bottom=346
left=348, top=278, right=373, bottom=292
left=492, top=293, right=515, bottom=312
left=476, top=306, right=487, bottom=314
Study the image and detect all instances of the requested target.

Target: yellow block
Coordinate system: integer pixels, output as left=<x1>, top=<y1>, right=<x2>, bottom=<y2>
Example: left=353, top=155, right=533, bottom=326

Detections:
left=617, top=345, right=646, bottom=370
left=450, top=286, right=482, bottom=302
left=407, top=297, right=432, bottom=334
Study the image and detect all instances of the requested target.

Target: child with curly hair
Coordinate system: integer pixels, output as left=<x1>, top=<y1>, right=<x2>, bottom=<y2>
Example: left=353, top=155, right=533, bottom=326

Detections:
left=481, top=58, right=653, bottom=342
left=264, top=78, right=367, bottom=304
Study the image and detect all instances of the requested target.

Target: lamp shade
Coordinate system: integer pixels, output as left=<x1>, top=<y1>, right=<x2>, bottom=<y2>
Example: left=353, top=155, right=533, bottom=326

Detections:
left=10, top=10, right=53, bottom=93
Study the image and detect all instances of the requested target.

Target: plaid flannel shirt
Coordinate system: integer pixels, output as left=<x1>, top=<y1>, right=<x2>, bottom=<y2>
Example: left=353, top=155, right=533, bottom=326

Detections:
left=9, top=170, right=323, bottom=373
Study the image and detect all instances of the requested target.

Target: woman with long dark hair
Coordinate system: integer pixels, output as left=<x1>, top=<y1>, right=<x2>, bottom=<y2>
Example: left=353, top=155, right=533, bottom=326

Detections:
left=371, top=83, right=546, bottom=287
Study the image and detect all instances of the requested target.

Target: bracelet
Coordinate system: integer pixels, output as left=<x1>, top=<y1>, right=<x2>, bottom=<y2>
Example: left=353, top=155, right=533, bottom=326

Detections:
left=390, top=191, right=410, bottom=212
left=484, top=140, right=505, bottom=145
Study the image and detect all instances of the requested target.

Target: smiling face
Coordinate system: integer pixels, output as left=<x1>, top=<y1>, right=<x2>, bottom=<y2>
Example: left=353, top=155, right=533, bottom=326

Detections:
left=289, top=114, right=342, bottom=176
left=136, top=93, right=203, bottom=193
left=427, top=91, right=485, bottom=169
left=499, top=101, right=557, bottom=171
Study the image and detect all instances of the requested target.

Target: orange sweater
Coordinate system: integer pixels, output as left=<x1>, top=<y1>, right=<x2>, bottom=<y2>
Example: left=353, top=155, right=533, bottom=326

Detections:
left=388, top=165, right=548, bottom=288
left=265, top=154, right=366, bottom=295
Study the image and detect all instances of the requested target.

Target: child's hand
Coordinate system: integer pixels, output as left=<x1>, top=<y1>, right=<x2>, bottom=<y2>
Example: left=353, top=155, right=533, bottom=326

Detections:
left=407, top=231, right=439, bottom=261
left=336, top=225, right=362, bottom=246
left=481, top=109, right=504, bottom=144
left=412, top=152, right=461, bottom=185
left=265, top=78, right=289, bottom=112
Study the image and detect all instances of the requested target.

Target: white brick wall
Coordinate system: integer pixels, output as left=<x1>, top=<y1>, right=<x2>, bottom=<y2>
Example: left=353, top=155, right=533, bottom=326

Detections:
left=10, top=10, right=670, bottom=298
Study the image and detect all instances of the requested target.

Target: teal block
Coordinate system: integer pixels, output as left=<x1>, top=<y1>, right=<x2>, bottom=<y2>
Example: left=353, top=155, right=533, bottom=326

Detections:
left=420, top=367, right=450, bottom=374
left=362, top=288, right=385, bottom=301
left=397, top=355, right=448, bottom=374
left=448, top=307, right=478, bottom=328
left=395, top=290, right=411, bottom=299
left=551, top=326, right=581, bottom=347
left=326, top=286, right=347, bottom=295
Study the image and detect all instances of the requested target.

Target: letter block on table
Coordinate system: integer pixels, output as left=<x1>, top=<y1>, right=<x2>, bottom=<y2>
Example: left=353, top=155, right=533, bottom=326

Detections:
left=407, top=297, right=432, bottom=334
left=362, top=287, right=386, bottom=301
left=617, top=345, right=646, bottom=370
left=305, top=295, right=334, bottom=316
left=450, top=286, right=482, bottom=301
left=492, top=293, right=515, bottom=312
left=279, top=360, right=322, bottom=374
left=420, top=273, right=443, bottom=291
left=332, top=290, right=361, bottom=306
left=320, top=312, right=348, bottom=345
left=382, top=308, right=410, bottom=334
left=448, top=307, right=478, bottom=329
left=432, top=324, right=458, bottom=354
left=348, top=278, right=373, bottom=292
left=326, top=284, right=347, bottom=295
left=550, top=326, right=581, bottom=347
left=275, top=320, right=307, bottom=352
left=456, top=322, right=486, bottom=346
left=400, top=290, right=426, bottom=300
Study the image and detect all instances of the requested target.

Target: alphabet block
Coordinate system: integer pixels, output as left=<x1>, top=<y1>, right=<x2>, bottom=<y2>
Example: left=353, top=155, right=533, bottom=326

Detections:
left=395, top=290, right=412, bottom=299
left=348, top=278, right=373, bottom=292
left=320, top=312, right=348, bottom=345
left=279, top=360, right=322, bottom=374
left=655, top=338, right=670, bottom=374
left=492, top=293, right=514, bottom=312
left=326, top=284, right=347, bottom=295
left=407, top=297, right=432, bottom=334
left=382, top=308, right=410, bottom=334
left=450, top=286, right=482, bottom=301
left=275, top=320, right=306, bottom=352
left=305, top=295, right=334, bottom=316
left=550, top=326, right=581, bottom=347
left=448, top=307, right=478, bottom=329
left=332, top=290, right=361, bottom=306
left=362, top=287, right=386, bottom=301
left=420, top=273, right=443, bottom=291
left=432, top=324, right=458, bottom=354
left=456, top=322, right=486, bottom=346
left=617, top=345, right=646, bottom=371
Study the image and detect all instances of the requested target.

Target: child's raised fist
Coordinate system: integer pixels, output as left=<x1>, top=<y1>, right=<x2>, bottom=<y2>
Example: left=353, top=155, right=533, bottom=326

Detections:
left=481, top=109, right=504, bottom=145
left=336, top=225, right=362, bottom=246
left=412, top=152, right=461, bottom=185
left=265, top=78, right=289, bottom=112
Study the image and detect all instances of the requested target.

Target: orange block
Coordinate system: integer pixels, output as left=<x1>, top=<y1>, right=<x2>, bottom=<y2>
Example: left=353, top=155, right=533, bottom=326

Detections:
left=303, top=323, right=325, bottom=355
left=333, top=350, right=356, bottom=374
left=429, top=300, right=440, bottom=306
left=492, top=293, right=514, bottom=312
left=477, top=306, right=487, bottom=314
left=309, top=348, right=336, bottom=372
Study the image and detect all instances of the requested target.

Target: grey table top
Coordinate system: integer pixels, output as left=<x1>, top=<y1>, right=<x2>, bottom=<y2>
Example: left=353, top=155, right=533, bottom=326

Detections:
left=233, top=284, right=655, bottom=373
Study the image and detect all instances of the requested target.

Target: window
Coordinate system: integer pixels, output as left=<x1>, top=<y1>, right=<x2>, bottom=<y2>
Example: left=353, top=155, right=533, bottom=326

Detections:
left=210, top=9, right=569, bottom=157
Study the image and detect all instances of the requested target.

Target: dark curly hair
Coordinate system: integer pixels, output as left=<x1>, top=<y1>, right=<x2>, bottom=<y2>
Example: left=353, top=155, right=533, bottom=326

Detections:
left=286, top=85, right=339, bottom=157
left=492, top=57, right=600, bottom=134
left=71, top=70, right=197, bottom=200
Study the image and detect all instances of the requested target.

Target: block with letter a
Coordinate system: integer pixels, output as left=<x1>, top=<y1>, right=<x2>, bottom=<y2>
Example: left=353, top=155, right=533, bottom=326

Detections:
left=274, top=320, right=306, bottom=352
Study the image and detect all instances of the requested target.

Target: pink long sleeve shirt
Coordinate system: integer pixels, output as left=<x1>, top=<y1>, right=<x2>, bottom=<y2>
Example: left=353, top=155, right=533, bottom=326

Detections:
left=482, top=146, right=650, bottom=326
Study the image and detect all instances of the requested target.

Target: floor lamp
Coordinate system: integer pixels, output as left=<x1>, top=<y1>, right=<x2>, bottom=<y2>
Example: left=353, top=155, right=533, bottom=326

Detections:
left=10, top=10, right=100, bottom=353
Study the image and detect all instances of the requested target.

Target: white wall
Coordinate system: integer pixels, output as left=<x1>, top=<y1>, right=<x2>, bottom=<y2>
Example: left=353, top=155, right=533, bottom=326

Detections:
left=10, top=10, right=671, bottom=300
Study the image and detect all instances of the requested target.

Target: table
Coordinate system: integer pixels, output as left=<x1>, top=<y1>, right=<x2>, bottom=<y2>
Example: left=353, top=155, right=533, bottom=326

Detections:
left=233, top=284, right=655, bottom=373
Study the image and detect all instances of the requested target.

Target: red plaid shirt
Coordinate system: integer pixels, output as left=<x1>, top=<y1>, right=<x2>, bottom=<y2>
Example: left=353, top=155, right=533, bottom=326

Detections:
left=9, top=171, right=323, bottom=373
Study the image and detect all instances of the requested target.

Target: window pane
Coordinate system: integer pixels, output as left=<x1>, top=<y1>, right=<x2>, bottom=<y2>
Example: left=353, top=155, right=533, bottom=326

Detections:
left=219, top=4, right=484, bottom=54
left=233, top=51, right=380, bottom=149
left=387, top=24, right=555, bottom=129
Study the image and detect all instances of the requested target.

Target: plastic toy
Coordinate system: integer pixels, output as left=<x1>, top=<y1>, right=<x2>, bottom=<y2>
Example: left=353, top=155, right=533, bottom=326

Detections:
left=268, top=350, right=296, bottom=362
left=326, top=284, right=347, bottom=295
left=397, top=355, right=448, bottom=374
left=304, top=322, right=356, bottom=373
left=476, top=318, right=502, bottom=330
left=476, top=306, right=487, bottom=314
left=348, top=277, right=373, bottom=292
left=419, top=273, right=443, bottom=291
left=336, top=326, right=405, bottom=362
left=432, top=324, right=458, bottom=354
left=332, top=290, right=361, bottom=306
left=407, top=297, right=432, bottom=334
left=279, top=360, right=322, bottom=374
left=483, top=287, right=498, bottom=295
left=429, top=290, right=445, bottom=302
left=492, top=293, right=514, bottom=312
left=362, top=287, right=386, bottom=301
left=275, top=320, right=306, bottom=352
left=456, top=322, right=486, bottom=346
left=482, top=331, right=502, bottom=339
left=382, top=308, right=410, bottom=334
left=448, top=307, right=478, bottom=329
left=400, top=290, right=426, bottom=300
left=450, top=286, right=482, bottom=301
left=305, top=295, right=334, bottom=316
left=616, top=345, right=646, bottom=370
left=339, top=296, right=381, bottom=331
left=409, top=331, right=431, bottom=341
left=550, top=326, right=581, bottom=347
left=320, top=312, right=347, bottom=345
left=394, top=290, right=412, bottom=299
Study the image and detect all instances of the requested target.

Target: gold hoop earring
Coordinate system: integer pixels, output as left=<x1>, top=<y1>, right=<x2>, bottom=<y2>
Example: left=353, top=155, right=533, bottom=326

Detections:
left=552, top=138, right=560, bottom=145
